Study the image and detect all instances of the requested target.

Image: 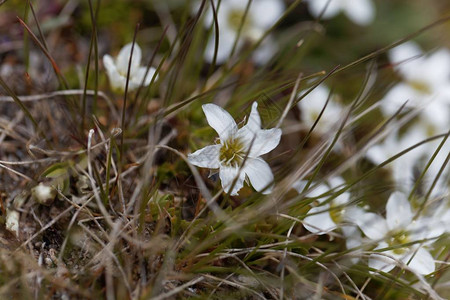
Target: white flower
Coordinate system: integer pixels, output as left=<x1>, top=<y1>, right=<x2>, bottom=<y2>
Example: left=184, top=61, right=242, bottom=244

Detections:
left=353, top=192, right=445, bottom=274
left=307, top=0, right=375, bottom=26
left=103, top=43, right=157, bottom=92
left=188, top=102, right=282, bottom=195
left=202, top=0, right=285, bottom=63
left=294, top=177, right=364, bottom=262
left=381, top=42, right=450, bottom=131
left=296, top=177, right=346, bottom=233
left=366, top=124, right=449, bottom=196
left=297, top=84, right=344, bottom=132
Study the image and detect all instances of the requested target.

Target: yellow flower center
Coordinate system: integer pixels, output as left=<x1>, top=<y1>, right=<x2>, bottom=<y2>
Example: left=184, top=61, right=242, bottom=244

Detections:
left=409, top=80, right=431, bottom=94
left=329, top=204, right=344, bottom=224
left=219, top=138, right=246, bottom=167
left=227, top=8, right=251, bottom=32
left=388, top=231, right=410, bottom=255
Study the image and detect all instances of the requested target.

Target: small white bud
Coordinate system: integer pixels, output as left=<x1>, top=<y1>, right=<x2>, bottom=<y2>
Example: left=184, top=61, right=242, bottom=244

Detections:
left=5, top=209, right=20, bottom=237
left=32, top=183, right=57, bottom=205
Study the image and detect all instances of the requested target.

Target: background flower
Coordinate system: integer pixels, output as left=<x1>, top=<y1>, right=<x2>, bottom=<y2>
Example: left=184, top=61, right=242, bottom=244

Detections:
left=103, top=43, right=157, bottom=92
left=353, top=192, right=445, bottom=274
left=307, top=0, right=375, bottom=26
left=381, top=42, right=450, bottom=131
left=201, top=0, right=285, bottom=63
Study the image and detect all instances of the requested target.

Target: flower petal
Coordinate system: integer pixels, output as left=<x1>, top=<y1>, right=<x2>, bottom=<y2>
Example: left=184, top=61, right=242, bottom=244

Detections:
left=388, top=41, right=423, bottom=66
left=353, top=212, right=389, bottom=241
left=342, top=0, right=375, bottom=26
left=307, top=0, right=341, bottom=19
left=408, top=217, right=445, bottom=242
left=135, top=67, right=158, bottom=87
left=243, top=157, right=274, bottom=194
left=403, top=247, right=435, bottom=275
left=386, top=192, right=413, bottom=231
left=237, top=127, right=282, bottom=157
left=341, top=225, right=362, bottom=249
left=202, top=104, right=238, bottom=141
left=303, top=204, right=336, bottom=234
left=369, top=250, right=397, bottom=273
left=188, top=145, right=221, bottom=169
left=103, top=54, right=125, bottom=91
left=250, top=0, right=285, bottom=30
left=219, top=165, right=245, bottom=195
left=204, top=27, right=238, bottom=64
left=117, top=43, right=142, bottom=74
left=380, top=82, right=421, bottom=116
left=103, top=54, right=117, bottom=74
left=246, top=102, right=262, bottom=132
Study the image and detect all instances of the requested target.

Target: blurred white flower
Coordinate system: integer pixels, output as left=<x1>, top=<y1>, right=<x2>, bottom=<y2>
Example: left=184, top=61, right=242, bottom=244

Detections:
left=188, top=102, right=281, bottom=195
left=297, top=84, right=344, bottom=132
left=103, top=43, right=157, bottom=92
left=381, top=42, right=450, bottom=131
left=201, top=0, right=285, bottom=63
left=307, top=0, right=375, bottom=26
left=353, top=192, right=445, bottom=274
left=294, top=177, right=363, bottom=262
left=366, top=124, right=449, bottom=196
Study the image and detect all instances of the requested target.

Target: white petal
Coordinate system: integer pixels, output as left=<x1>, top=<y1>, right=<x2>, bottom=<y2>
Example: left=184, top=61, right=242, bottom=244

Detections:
left=354, top=212, right=389, bottom=241
left=342, top=206, right=366, bottom=223
left=243, top=157, right=274, bottom=194
left=388, top=42, right=423, bottom=65
left=252, top=36, right=277, bottom=64
left=366, top=145, right=388, bottom=165
left=250, top=0, right=285, bottom=30
left=408, top=217, right=445, bottom=242
left=127, top=79, right=141, bottom=92
left=303, top=204, right=336, bottom=234
left=204, top=28, right=237, bottom=64
left=341, top=225, right=362, bottom=249
left=298, top=85, right=343, bottom=131
left=421, top=49, right=450, bottom=84
left=308, top=0, right=342, bottom=19
left=103, top=54, right=117, bottom=74
left=422, top=100, right=450, bottom=130
left=103, top=54, right=125, bottom=91
left=304, top=182, right=330, bottom=199
left=292, top=180, right=307, bottom=193
left=333, top=191, right=350, bottom=206
left=219, top=165, right=245, bottom=195
left=369, top=251, right=397, bottom=273
left=117, top=43, right=142, bottom=74
left=386, top=192, right=413, bottom=231
left=134, top=67, right=158, bottom=87
left=380, top=83, right=422, bottom=116
left=342, top=0, right=375, bottom=26
left=403, top=248, right=435, bottom=275
left=237, top=125, right=282, bottom=157
left=246, top=102, right=262, bottom=132
left=188, top=145, right=221, bottom=169
left=202, top=104, right=238, bottom=141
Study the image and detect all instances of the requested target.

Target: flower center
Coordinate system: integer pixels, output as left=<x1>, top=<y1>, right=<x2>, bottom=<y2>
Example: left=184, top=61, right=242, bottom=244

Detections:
left=227, top=8, right=252, bottom=32
left=409, top=80, right=431, bottom=94
left=219, top=138, right=246, bottom=167
left=329, top=204, right=344, bottom=224
left=388, top=231, right=411, bottom=255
